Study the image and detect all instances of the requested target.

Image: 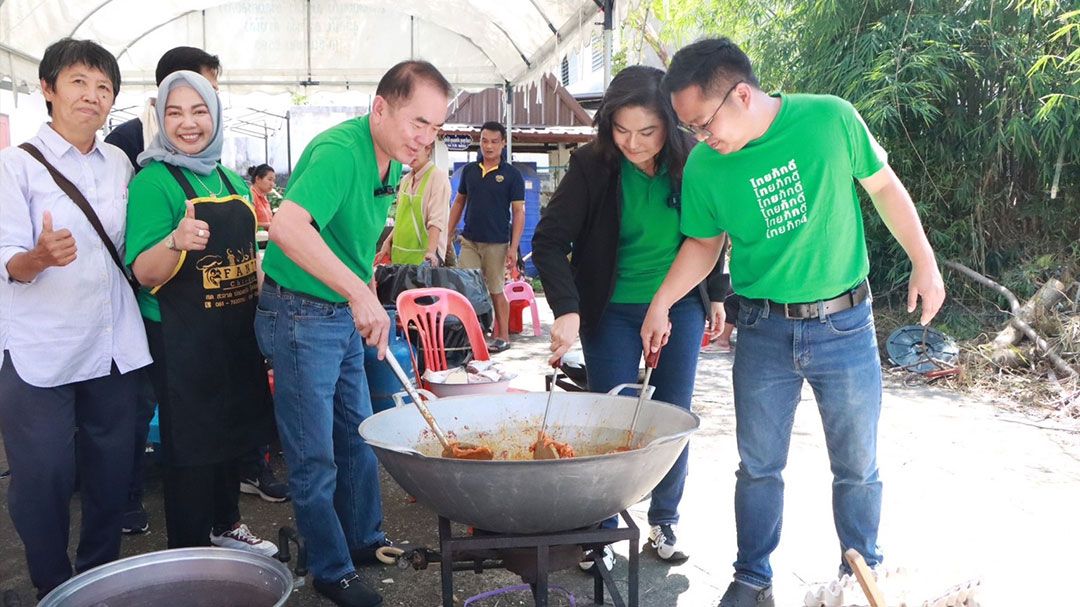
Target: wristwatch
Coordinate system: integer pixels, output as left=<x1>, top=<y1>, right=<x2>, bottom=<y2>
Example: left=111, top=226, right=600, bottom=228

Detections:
left=165, top=231, right=177, bottom=251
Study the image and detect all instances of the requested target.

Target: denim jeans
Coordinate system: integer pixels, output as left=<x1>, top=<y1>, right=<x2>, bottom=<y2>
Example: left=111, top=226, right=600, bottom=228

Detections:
left=580, top=295, right=705, bottom=528
left=730, top=296, right=883, bottom=588
left=254, top=281, right=385, bottom=583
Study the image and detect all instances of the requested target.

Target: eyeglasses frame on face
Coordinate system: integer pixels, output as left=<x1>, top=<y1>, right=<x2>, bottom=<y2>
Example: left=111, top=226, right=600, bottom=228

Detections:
left=677, top=80, right=746, bottom=139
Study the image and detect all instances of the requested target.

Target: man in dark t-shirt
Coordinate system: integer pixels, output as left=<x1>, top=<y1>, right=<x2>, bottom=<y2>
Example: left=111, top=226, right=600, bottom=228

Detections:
left=446, top=121, right=525, bottom=352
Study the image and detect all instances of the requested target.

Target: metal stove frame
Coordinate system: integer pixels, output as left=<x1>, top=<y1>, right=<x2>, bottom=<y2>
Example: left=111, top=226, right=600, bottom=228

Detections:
left=437, top=510, right=639, bottom=607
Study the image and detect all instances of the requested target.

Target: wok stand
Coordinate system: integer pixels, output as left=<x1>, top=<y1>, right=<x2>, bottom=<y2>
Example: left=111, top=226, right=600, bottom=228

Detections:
left=403, top=512, right=640, bottom=606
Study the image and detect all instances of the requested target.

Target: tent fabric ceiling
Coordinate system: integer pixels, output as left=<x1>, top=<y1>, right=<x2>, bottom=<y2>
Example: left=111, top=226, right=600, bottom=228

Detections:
left=0, top=0, right=625, bottom=94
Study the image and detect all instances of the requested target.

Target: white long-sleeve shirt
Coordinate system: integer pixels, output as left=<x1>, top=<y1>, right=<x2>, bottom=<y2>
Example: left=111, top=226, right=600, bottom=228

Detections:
left=0, top=123, right=151, bottom=387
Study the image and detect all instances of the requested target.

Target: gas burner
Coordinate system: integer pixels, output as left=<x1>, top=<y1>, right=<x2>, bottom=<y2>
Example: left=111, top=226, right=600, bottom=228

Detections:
left=398, top=511, right=640, bottom=607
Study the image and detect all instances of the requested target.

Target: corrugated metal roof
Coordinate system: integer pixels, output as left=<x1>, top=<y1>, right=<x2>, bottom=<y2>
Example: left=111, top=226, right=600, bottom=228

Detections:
left=446, top=73, right=593, bottom=128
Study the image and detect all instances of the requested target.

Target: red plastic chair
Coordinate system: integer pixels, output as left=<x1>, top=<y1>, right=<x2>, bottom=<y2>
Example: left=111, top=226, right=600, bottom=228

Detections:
left=395, top=287, right=491, bottom=386
left=504, top=279, right=541, bottom=337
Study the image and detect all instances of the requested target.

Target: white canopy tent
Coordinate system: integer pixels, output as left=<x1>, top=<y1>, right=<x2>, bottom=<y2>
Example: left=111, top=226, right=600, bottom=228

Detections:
left=0, top=0, right=629, bottom=95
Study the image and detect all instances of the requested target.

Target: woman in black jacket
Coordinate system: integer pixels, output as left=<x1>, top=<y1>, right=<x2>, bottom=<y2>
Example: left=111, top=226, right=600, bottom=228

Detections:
left=532, top=65, right=726, bottom=565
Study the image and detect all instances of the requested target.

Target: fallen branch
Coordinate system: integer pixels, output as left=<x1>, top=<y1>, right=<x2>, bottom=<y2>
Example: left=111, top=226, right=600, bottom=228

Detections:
left=991, top=278, right=1068, bottom=352
left=943, top=260, right=1077, bottom=379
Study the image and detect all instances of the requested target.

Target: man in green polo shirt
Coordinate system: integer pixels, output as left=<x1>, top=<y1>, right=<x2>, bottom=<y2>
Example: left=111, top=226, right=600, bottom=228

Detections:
left=641, top=39, right=945, bottom=607
left=255, top=60, right=452, bottom=607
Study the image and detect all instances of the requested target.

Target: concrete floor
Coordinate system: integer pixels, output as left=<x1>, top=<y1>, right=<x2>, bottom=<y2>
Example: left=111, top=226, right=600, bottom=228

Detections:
left=2, top=295, right=1079, bottom=606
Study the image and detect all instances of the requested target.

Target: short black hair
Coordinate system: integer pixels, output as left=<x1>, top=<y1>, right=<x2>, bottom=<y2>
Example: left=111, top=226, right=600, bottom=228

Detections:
left=593, top=65, right=693, bottom=185
left=480, top=121, right=506, bottom=140
left=376, top=60, right=453, bottom=104
left=39, top=38, right=121, bottom=116
left=663, top=37, right=760, bottom=97
left=155, top=46, right=221, bottom=86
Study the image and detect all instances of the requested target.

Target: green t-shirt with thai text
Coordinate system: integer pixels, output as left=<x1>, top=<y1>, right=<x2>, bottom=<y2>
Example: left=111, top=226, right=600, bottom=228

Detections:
left=261, top=115, right=401, bottom=302
left=680, top=93, right=887, bottom=303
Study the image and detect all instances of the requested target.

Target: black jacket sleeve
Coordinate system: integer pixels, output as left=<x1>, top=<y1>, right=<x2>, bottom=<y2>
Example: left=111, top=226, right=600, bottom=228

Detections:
left=530, top=152, right=592, bottom=319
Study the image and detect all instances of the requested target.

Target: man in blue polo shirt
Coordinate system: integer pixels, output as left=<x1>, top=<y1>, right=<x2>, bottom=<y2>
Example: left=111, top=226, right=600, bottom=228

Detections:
left=447, top=121, right=525, bottom=353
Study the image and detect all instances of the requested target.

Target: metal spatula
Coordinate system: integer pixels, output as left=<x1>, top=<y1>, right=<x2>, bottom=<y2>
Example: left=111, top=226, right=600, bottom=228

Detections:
left=533, top=359, right=561, bottom=460
left=625, top=348, right=661, bottom=450
left=384, top=353, right=493, bottom=460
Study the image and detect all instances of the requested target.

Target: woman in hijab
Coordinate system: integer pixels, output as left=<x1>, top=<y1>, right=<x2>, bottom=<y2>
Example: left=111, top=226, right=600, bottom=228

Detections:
left=125, top=71, right=276, bottom=555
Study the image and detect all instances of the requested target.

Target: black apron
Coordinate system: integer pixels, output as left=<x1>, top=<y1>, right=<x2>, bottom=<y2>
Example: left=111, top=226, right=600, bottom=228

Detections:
left=153, top=164, right=272, bottom=467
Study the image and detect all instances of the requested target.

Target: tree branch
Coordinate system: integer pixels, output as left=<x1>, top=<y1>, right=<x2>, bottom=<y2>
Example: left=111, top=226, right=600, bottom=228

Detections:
left=943, top=260, right=1077, bottom=379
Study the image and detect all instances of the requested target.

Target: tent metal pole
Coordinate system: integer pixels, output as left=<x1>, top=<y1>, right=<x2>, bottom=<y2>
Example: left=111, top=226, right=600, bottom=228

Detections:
left=286, top=111, right=292, bottom=173
left=306, top=0, right=313, bottom=81
left=602, top=0, right=614, bottom=88
left=504, top=82, right=513, bottom=160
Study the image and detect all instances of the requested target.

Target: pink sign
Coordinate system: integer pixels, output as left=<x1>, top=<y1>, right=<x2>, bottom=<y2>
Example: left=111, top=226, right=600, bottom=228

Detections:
left=0, top=114, right=9, bottom=149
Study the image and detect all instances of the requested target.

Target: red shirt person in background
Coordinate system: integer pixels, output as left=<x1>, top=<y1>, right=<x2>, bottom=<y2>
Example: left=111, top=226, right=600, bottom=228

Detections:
left=247, top=163, right=275, bottom=228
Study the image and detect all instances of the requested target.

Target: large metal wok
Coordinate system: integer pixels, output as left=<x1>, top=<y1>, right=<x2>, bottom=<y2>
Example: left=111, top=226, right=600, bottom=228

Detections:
left=358, top=384, right=699, bottom=534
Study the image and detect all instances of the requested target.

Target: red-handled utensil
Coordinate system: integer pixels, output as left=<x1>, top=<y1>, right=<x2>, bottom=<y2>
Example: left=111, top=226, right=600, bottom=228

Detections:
left=625, top=348, right=661, bottom=449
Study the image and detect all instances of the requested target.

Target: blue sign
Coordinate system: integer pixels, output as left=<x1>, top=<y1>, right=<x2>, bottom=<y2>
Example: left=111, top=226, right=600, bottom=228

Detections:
left=444, top=134, right=472, bottom=151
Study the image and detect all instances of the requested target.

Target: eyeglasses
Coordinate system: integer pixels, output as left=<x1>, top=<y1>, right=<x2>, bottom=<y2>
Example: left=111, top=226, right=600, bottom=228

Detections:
left=677, top=80, right=745, bottom=139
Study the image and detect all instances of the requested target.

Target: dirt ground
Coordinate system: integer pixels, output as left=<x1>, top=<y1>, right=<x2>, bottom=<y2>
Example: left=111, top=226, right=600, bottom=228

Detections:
left=2, top=296, right=1079, bottom=606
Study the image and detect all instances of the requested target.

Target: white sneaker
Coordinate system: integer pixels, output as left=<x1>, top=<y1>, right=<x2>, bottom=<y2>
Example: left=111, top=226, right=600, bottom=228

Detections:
left=210, top=523, right=279, bottom=557
left=578, top=544, right=615, bottom=572
left=647, top=524, right=689, bottom=562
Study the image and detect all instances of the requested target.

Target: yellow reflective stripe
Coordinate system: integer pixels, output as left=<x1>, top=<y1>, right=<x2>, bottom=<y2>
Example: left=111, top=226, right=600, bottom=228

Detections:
left=150, top=250, right=186, bottom=295
left=186, top=194, right=248, bottom=204
left=150, top=194, right=252, bottom=294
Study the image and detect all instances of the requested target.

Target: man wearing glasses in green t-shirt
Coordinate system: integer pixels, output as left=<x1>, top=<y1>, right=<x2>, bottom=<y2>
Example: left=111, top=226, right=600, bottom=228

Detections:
left=641, top=38, right=945, bottom=607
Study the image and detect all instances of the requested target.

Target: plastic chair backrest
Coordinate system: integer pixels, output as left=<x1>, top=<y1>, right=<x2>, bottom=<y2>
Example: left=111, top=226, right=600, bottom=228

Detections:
left=396, top=288, right=490, bottom=382
left=503, top=279, right=535, bottom=301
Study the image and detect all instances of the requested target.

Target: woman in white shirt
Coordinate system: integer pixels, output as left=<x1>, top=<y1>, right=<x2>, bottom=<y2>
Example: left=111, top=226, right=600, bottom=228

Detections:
left=0, top=38, right=150, bottom=600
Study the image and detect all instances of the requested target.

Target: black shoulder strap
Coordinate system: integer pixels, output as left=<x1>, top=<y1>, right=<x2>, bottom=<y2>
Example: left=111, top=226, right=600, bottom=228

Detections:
left=18, top=142, right=140, bottom=291
left=217, top=166, right=238, bottom=196
left=164, top=164, right=239, bottom=198
left=163, top=163, right=199, bottom=199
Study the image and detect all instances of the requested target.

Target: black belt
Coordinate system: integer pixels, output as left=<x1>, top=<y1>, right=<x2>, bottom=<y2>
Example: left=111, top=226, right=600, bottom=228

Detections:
left=744, top=280, right=870, bottom=320
left=263, top=276, right=349, bottom=307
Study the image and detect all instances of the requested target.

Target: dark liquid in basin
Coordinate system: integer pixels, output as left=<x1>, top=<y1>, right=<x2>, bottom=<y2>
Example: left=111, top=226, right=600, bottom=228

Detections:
left=86, top=580, right=281, bottom=607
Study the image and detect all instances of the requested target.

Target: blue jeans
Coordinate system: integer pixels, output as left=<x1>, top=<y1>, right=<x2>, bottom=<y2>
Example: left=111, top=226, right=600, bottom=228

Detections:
left=254, top=282, right=385, bottom=583
left=731, top=296, right=883, bottom=588
left=580, top=295, right=705, bottom=527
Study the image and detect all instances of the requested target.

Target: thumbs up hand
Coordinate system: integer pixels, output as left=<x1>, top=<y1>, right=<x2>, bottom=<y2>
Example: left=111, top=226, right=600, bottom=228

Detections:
left=32, top=210, right=78, bottom=268
left=173, top=201, right=211, bottom=251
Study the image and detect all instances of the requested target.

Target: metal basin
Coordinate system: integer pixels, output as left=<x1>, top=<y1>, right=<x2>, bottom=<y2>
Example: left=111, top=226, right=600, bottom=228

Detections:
left=359, top=388, right=699, bottom=534
left=38, top=548, right=294, bottom=607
